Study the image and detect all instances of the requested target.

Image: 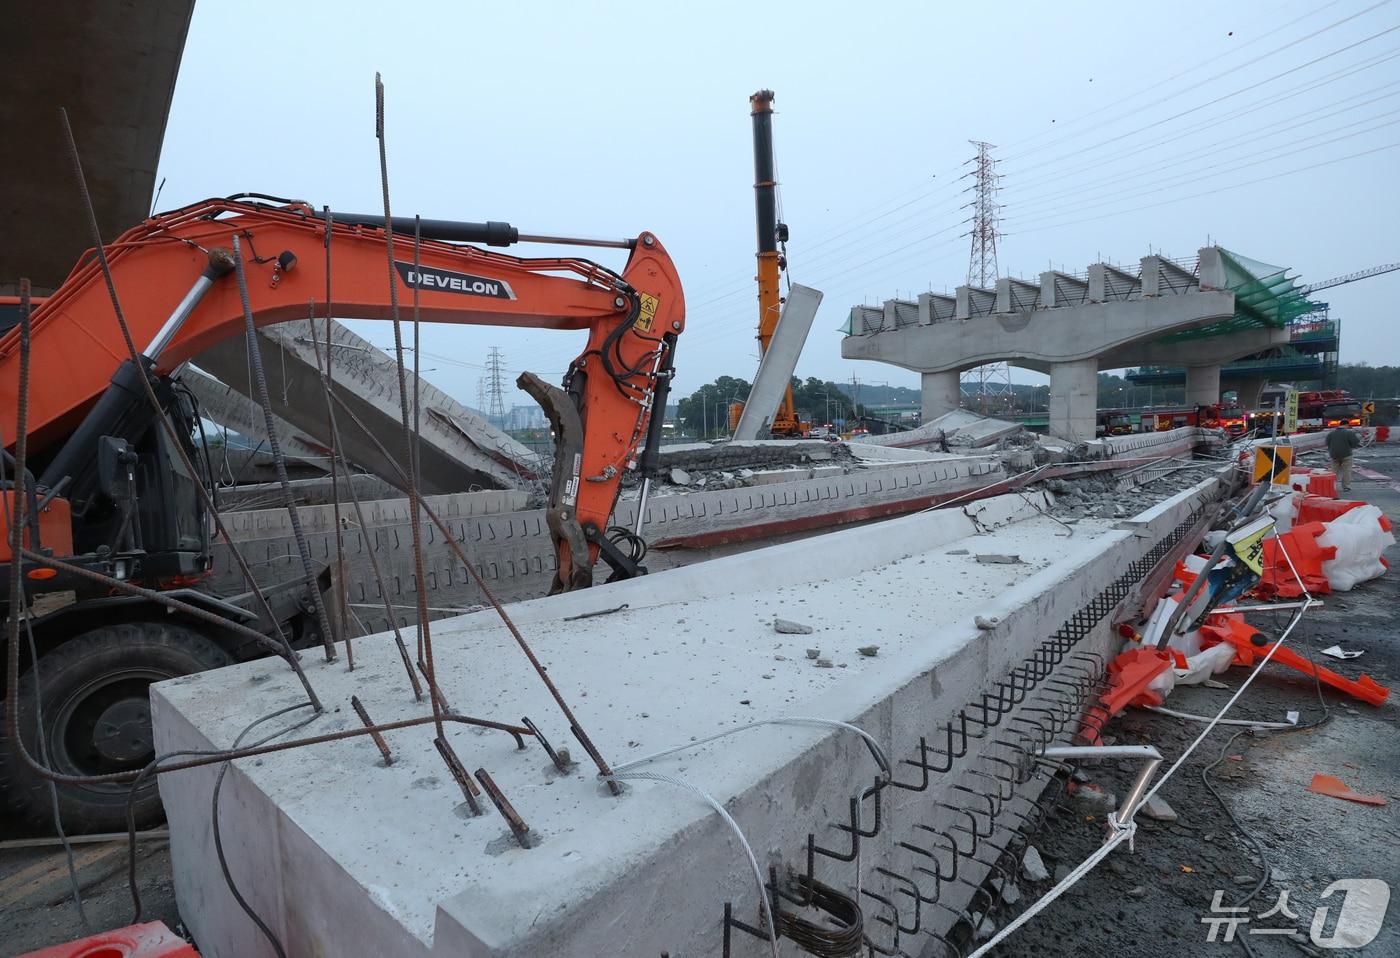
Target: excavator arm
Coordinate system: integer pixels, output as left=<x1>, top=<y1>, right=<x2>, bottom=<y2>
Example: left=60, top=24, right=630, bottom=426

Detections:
left=0, top=197, right=685, bottom=591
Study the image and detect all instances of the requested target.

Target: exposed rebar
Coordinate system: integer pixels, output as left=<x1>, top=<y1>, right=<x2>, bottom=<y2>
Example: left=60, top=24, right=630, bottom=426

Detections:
left=375, top=72, right=443, bottom=739
left=231, top=235, right=338, bottom=664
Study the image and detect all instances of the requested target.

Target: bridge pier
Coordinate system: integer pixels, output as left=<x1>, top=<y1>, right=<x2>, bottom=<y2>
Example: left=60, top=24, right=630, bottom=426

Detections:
left=1185, top=364, right=1221, bottom=406
left=1049, top=358, right=1098, bottom=440
left=921, top=370, right=961, bottom=422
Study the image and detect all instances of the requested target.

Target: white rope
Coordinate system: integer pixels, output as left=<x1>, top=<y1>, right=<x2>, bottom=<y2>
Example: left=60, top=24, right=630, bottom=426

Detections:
left=1143, top=704, right=1296, bottom=729
left=607, top=769, right=781, bottom=958
left=966, top=825, right=1135, bottom=957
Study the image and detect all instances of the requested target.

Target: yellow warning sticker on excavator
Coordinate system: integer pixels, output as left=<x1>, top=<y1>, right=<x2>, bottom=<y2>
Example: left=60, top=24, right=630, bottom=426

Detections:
left=1253, top=445, right=1293, bottom=485
left=635, top=292, right=659, bottom=333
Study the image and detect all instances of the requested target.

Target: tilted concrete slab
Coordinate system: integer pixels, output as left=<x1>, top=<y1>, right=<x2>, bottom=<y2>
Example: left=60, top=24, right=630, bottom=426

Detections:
left=733, top=284, right=824, bottom=440
left=181, top=366, right=332, bottom=468
left=851, top=409, right=1023, bottom=451
left=194, top=319, right=542, bottom=494
left=154, top=474, right=1224, bottom=957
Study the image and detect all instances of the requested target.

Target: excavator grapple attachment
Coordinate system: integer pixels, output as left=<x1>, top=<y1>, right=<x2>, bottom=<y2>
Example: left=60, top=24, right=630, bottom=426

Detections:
left=517, top=371, right=592, bottom=593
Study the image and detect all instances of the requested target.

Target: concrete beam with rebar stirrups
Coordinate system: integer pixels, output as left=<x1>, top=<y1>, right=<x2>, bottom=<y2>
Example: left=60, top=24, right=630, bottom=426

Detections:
left=842, top=247, right=1293, bottom=438
left=733, top=284, right=824, bottom=439
left=153, top=471, right=1227, bottom=958
left=194, top=319, right=543, bottom=494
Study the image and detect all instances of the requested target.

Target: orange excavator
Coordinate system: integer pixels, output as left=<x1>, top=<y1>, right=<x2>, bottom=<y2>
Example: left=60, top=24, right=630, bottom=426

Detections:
left=0, top=196, right=683, bottom=829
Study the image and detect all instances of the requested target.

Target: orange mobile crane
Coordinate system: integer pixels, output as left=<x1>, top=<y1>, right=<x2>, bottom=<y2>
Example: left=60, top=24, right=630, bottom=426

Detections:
left=0, top=196, right=683, bottom=830
left=745, top=90, right=808, bottom=438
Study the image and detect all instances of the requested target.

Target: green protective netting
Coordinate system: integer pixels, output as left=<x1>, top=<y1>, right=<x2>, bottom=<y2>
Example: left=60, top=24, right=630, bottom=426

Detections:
left=1157, top=247, right=1319, bottom=344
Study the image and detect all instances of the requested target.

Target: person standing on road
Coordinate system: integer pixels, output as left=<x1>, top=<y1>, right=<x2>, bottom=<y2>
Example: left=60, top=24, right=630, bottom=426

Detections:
left=1327, top=425, right=1362, bottom=492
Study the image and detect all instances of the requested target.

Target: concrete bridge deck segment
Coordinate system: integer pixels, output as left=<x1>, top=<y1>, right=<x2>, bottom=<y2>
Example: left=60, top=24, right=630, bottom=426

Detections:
left=195, top=319, right=543, bottom=494
left=843, top=248, right=1293, bottom=438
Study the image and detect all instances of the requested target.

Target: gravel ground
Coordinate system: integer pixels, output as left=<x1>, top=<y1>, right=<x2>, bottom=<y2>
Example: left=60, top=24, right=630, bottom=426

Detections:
left=994, top=441, right=1400, bottom=958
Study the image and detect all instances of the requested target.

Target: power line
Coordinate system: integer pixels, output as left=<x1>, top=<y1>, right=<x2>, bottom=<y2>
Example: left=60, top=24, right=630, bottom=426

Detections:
left=1003, top=70, right=1400, bottom=207
left=1001, top=19, right=1400, bottom=178
left=1007, top=138, right=1400, bottom=237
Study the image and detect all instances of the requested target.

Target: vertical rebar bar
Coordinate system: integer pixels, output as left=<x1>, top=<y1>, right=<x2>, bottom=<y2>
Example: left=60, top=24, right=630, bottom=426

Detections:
left=314, top=295, right=352, bottom=670
left=307, top=215, right=422, bottom=698
left=230, top=235, right=337, bottom=663
left=375, top=73, right=443, bottom=739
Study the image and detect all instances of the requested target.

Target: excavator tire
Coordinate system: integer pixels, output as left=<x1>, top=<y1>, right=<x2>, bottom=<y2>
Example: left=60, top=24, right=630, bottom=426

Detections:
left=0, top=622, right=231, bottom=833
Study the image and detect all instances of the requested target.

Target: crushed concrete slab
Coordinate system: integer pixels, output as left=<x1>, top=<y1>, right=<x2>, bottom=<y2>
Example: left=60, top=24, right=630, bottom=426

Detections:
left=774, top=617, right=813, bottom=634
left=1023, top=846, right=1050, bottom=882
left=1140, top=794, right=1179, bottom=822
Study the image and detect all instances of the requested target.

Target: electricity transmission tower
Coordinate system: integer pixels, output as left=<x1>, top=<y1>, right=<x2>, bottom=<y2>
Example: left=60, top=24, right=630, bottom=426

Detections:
left=484, top=346, right=508, bottom=428
left=960, top=140, right=1012, bottom=414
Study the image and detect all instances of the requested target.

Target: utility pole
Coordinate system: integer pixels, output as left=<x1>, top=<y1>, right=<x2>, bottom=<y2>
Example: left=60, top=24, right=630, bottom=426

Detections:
left=960, top=140, right=1011, bottom=415
left=485, top=346, right=508, bottom=429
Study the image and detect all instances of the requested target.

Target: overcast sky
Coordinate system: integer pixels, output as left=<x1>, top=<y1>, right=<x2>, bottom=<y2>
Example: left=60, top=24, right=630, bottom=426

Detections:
left=159, top=0, right=1400, bottom=408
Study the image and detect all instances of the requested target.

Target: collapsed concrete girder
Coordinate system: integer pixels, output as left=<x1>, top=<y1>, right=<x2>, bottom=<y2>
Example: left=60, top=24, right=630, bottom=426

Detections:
left=181, top=366, right=332, bottom=468
left=194, top=319, right=543, bottom=494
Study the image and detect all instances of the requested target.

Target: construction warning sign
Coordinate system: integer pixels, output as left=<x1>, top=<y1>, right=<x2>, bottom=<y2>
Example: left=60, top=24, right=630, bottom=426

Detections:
left=1253, top=445, right=1293, bottom=485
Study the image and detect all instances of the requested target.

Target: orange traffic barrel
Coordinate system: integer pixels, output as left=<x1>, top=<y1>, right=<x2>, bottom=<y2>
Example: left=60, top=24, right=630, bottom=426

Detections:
left=17, top=922, right=199, bottom=958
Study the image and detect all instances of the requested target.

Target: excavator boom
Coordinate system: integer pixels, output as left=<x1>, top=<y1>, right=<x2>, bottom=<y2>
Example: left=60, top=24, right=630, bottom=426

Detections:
left=0, top=197, right=685, bottom=590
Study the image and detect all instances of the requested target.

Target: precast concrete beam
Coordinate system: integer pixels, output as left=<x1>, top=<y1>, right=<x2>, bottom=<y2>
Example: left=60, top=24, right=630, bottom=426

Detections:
left=880, top=296, right=917, bottom=331
left=918, top=291, right=956, bottom=325
left=956, top=284, right=997, bottom=319
left=1142, top=255, right=1200, bottom=297
left=733, top=285, right=824, bottom=439
left=1198, top=246, right=1228, bottom=289
left=1089, top=262, right=1142, bottom=303
left=156, top=475, right=1226, bottom=958
left=195, top=319, right=542, bottom=494
left=1050, top=358, right=1098, bottom=440
left=181, top=367, right=330, bottom=468
left=1040, top=270, right=1090, bottom=308
left=997, top=276, right=1041, bottom=313
left=921, top=370, right=961, bottom=423
left=1185, top=364, right=1222, bottom=406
